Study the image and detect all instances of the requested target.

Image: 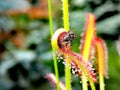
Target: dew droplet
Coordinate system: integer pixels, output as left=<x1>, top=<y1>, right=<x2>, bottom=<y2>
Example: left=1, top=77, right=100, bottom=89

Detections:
left=57, top=56, right=59, bottom=60
left=62, top=61, right=66, bottom=65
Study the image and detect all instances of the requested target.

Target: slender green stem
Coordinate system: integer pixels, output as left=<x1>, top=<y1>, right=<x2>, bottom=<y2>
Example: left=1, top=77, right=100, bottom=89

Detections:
left=48, top=0, right=54, bottom=35
left=82, top=65, right=88, bottom=90
left=77, top=60, right=95, bottom=90
left=48, top=0, right=60, bottom=90
left=62, top=0, right=71, bottom=90
left=88, top=76, right=96, bottom=90
left=52, top=49, right=60, bottom=90
left=65, top=59, right=71, bottom=90
left=82, top=74, right=88, bottom=90
left=63, top=0, right=70, bottom=31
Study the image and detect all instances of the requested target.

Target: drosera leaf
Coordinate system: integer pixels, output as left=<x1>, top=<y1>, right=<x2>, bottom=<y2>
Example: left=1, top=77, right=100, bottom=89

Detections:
left=79, top=13, right=96, bottom=90
left=51, top=28, right=72, bottom=90
left=95, top=37, right=108, bottom=78
left=95, top=37, right=108, bottom=90
left=60, top=49, right=97, bottom=83
left=51, top=28, right=97, bottom=90
left=80, top=13, right=96, bottom=61
left=60, top=48, right=96, bottom=90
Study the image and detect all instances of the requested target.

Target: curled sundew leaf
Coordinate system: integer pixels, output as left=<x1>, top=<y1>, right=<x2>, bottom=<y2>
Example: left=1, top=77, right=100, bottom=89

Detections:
left=51, top=29, right=97, bottom=90
left=80, top=13, right=96, bottom=61
left=51, top=28, right=75, bottom=51
left=51, top=28, right=97, bottom=87
left=51, top=28, right=67, bottom=50
left=45, top=73, right=66, bottom=90
left=51, top=28, right=75, bottom=90
left=95, top=37, right=108, bottom=78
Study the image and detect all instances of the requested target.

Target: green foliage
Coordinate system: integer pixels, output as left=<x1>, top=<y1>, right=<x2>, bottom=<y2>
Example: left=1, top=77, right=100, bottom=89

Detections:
left=0, top=0, right=30, bottom=12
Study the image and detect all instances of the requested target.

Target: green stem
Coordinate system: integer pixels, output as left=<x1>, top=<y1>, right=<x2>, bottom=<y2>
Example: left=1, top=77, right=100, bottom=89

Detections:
left=48, top=0, right=53, bottom=35
left=77, top=61, right=96, bottom=90
left=52, top=49, right=60, bottom=90
left=63, top=0, right=70, bottom=31
left=99, top=74, right=105, bottom=90
left=82, top=74, right=88, bottom=90
left=65, top=59, right=71, bottom=90
left=88, top=76, right=96, bottom=90
left=48, top=0, right=60, bottom=90
left=62, top=0, right=71, bottom=90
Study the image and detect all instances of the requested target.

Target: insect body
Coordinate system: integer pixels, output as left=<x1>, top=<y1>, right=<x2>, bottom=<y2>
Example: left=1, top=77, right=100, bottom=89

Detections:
left=63, top=31, right=75, bottom=42
left=59, top=31, right=75, bottom=49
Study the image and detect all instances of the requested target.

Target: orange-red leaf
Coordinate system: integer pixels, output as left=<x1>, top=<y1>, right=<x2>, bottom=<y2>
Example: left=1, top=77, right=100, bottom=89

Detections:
left=95, top=37, right=108, bottom=78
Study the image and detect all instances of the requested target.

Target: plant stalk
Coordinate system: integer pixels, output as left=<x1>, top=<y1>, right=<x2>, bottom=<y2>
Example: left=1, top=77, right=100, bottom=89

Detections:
left=48, top=0, right=60, bottom=90
left=62, top=0, right=71, bottom=90
left=82, top=74, right=88, bottom=90
left=63, top=0, right=69, bottom=31
left=99, top=73, right=105, bottom=90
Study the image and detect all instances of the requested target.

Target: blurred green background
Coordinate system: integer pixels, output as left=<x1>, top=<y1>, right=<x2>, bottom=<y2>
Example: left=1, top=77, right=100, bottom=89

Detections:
left=0, top=0, right=120, bottom=90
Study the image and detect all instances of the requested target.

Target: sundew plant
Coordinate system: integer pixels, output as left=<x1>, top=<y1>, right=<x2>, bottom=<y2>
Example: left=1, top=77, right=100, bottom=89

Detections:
left=47, top=0, right=108, bottom=90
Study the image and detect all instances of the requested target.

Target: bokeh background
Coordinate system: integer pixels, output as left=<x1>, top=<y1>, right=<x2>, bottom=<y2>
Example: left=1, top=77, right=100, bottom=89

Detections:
left=0, top=0, right=120, bottom=90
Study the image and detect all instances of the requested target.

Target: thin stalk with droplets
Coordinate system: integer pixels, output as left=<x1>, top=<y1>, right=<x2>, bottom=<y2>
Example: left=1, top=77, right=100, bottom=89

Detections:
left=62, top=0, right=71, bottom=90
